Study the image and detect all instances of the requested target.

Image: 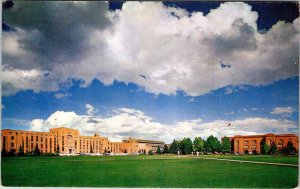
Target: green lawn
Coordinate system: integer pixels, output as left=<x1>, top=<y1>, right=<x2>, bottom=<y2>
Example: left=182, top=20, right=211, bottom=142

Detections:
left=1, top=155, right=298, bottom=187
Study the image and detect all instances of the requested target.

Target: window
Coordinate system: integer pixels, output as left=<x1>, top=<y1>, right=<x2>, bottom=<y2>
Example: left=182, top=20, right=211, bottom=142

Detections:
left=277, top=140, right=283, bottom=148
left=36, top=136, right=38, bottom=142
left=11, top=142, right=14, bottom=148
left=2, top=136, right=6, bottom=148
left=31, top=136, right=33, bottom=141
left=41, top=137, right=43, bottom=142
left=41, top=144, right=43, bottom=148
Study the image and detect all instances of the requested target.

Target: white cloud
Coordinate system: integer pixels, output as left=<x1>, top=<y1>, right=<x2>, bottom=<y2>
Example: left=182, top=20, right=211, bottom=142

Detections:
left=86, top=104, right=98, bottom=116
left=30, top=107, right=298, bottom=143
left=270, top=107, right=295, bottom=117
left=226, top=111, right=235, bottom=115
left=3, top=2, right=299, bottom=96
left=54, top=93, right=72, bottom=99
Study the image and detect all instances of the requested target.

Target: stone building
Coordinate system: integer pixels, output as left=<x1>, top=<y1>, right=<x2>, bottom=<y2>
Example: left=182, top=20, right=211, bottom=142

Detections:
left=228, top=133, right=298, bottom=154
left=122, top=138, right=165, bottom=153
left=1, top=127, right=163, bottom=155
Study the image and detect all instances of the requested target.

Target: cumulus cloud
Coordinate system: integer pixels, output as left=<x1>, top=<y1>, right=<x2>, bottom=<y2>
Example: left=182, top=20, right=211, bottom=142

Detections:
left=2, top=2, right=299, bottom=96
left=86, top=104, right=98, bottom=116
left=270, top=107, right=296, bottom=117
left=29, top=107, right=298, bottom=143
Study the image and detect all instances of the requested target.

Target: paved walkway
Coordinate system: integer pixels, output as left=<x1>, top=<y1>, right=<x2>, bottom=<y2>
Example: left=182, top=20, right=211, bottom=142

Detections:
left=195, top=156, right=299, bottom=167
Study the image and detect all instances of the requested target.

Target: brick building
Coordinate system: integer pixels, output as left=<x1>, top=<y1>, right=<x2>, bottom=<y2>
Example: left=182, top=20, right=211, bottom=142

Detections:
left=1, top=127, right=163, bottom=155
left=228, top=133, right=298, bottom=154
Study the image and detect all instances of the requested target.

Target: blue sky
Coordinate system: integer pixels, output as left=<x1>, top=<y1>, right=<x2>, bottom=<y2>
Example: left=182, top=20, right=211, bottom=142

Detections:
left=2, top=1, right=299, bottom=142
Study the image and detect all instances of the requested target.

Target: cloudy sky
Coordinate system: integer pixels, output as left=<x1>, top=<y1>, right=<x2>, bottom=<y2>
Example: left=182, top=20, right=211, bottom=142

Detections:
left=2, top=1, right=299, bottom=143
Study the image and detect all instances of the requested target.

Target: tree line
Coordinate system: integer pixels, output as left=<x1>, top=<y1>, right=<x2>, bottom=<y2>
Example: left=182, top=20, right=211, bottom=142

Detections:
left=153, top=135, right=297, bottom=155
left=164, top=135, right=231, bottom=155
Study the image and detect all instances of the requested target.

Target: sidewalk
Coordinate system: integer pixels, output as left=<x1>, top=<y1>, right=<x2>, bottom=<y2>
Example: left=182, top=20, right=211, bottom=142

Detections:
left=195, top=156, right=299, bottom=167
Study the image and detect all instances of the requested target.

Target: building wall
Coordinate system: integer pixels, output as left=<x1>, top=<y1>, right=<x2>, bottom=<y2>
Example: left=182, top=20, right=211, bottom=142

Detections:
left=122, top=138, right=165, bottom=152
left=1, top=127, right=162, bottom=155
left=231, top=134, right=298, bottom=154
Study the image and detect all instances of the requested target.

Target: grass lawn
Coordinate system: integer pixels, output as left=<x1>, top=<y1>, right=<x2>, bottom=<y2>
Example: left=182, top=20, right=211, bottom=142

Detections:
left=1, top=155, right=298, bottom=187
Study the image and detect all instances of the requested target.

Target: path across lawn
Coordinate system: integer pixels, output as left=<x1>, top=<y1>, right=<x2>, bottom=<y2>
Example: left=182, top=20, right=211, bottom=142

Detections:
left=196, top=156, right=299, bottom=167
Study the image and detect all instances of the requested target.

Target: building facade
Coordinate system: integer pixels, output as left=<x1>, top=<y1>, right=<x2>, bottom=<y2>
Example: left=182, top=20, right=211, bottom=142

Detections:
left=1, top=127, right=164, bottom=155
left=122, top=138, right=165, bottom=152
left=229, top=133, right=298, bottom=154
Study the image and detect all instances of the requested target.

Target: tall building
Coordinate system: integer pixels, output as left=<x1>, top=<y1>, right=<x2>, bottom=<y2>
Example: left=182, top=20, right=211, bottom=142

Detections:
left=1, top=127, right=163, bottom=155
left=228, top=133, right=299, bottom=154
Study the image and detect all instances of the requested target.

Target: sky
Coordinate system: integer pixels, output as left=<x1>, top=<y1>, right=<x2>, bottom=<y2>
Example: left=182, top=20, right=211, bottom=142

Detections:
left=2, top=1, right=299, bottom=143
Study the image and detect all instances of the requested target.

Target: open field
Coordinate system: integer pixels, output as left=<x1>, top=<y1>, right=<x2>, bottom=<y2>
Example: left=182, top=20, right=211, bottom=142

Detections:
left=1, top=155, right=298, bottom=187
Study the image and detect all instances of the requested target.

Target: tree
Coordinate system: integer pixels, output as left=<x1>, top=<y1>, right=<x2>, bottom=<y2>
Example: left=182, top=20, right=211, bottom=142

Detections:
left=269, top=142, right=277, bottom=155
left=283, top=141, right=297, bottom=154
left=163, top=144, right=169, bottom=154
left=156, top=146, right=161, bottom=155
left=221, top=137, right=231, bottom=153
left=148, top=150, right=153, bottom=155
left=205, top=135, right=221, bottom=152
left=18, top=145, right=25, bottom=156
left=8, top=149, right=16, bottom=157
left=260, top=138, right=269, bottom=154
left=33, top=144, right=41, bottom=156
left=180, top=138, right=193, bottom=155
left=169, top=140, right=179, bottom=154
left=1, top=148, right=7, bottom=157
left=193, top=137, right=205, bottom=152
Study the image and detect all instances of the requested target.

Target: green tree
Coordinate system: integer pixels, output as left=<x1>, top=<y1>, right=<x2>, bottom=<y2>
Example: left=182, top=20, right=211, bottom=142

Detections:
left=193, top=137, right=205, bottom=152
left=18, top=145, right=25, bottom=156
left=221, top=137, right=231, bottom=153
left=169, top=140, right=179, bottom=154
left=8, top=149, right=16, bottom=157
left=205, top=135, right=221, bottom=152
left=156, top=146, right=161, bottom=154
left=269, top=141, right=277, bottom=155
left=283, top=141, right=297, bottom=154
left=33, top=144, right=41, bottom=156
left=148, top=150, right=153, bottom=155
left=180, top=138, right=193, bottom=155
left=260, top=138, right=269, bottom=154
left=163, top=144, right=169, bottom=154
left=1, top=148, right=7, bottom=157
